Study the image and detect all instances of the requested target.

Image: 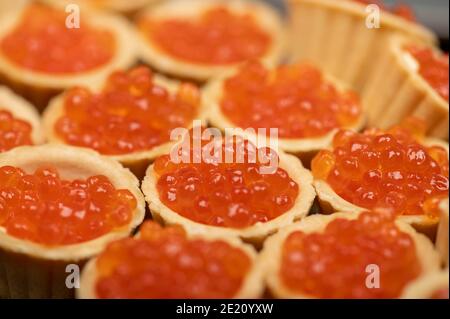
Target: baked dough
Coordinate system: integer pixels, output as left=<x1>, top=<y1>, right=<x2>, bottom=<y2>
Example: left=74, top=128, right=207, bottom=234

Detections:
left=77, top=229, right=263, bottom=298
left=42, top=73, right=207, bottom=178
left=0, top=144, right=145, bottom=298
left=436, top=199, right=449, bottom=267
left=260, top=212, right=441, bottom=298
left=401, top=270, right=449, bottom=299
left=135, top=0, right=286, bottom=81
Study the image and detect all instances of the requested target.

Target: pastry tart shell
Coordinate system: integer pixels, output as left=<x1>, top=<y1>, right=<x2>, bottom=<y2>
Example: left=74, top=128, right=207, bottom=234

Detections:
left=135, top=0, right=286, bottom=82
left=288, top=0, right=437, bottom=93
left=141, top=147, right=316, bottom=246
left=0, top=144, right=146, bottom=298
left=313, top=138, right=449, bottom=239
left=259, top=212, right=441, bottom=298
left=0, top=86, right=44, bottom=146
left=436, top=199, right=449, bottom=267
left=204, top=67, right=366, bottom=163
left=42, top=74, right=207, bottom=179
left=0, top=5, right=137, bottom=110
left=401, top=270, right=449, bottom=299
left=77, top=231, right=263, bottom=299
left=362, top=36, right=448, bottom=140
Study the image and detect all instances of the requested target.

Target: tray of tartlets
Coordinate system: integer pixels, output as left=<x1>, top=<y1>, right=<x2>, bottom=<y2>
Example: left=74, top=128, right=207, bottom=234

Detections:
left=0, top=0, right=448, bottom=299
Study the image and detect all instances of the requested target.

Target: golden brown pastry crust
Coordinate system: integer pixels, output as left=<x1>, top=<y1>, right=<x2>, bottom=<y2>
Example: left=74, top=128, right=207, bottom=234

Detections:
left=259, top=212, right=441, bottom=298
left=0, top=3, right=137, bottom=110
left=313, top=138, right=449, bottom=237
left=42, top=74, right=207, bottom=178
left=135, top=0, right=286, bottom=81
left=141, top=145, right=316, bottom=246
left=401, top=270, right=449, bottom=299
left=41, top=0, right=161, bottom=15
left=0, top=144, right=145, bottom=298
left=436, top=199, right=449, bottom=267
left=77, top=231, right=264, bottom=299
left=204, top=65, right=366, bottom=159
left=0, top=86, right=44, bottom=146
left=363, top=36, right=448, bottom=139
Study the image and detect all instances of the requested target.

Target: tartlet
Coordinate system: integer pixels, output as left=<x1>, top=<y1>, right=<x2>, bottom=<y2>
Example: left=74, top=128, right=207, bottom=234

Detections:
left=0, top=3, right=137, bottom=110
left=260, top=211, right=441, bottom=298
left=135, top=0, right=286, bottom=81
left=77, top=221, right=263, bottom=299
left=0, top=144, right=145, bottom=298
left=141, top=128, right=316, bottom=245
left=205, top=61, right=365, bottom=160
left=0, top=86, right=44, bottom=152
left=436, top=199, right=449, bottom=267
left=288, top=0, right=437, bottom=92
left=311, top=119, right=449, bottom=237
left=363, top=36, right=448, bottom=140
left=43, top=66, right=206, bottom=178
left=401, top=270, right=449, bottom=299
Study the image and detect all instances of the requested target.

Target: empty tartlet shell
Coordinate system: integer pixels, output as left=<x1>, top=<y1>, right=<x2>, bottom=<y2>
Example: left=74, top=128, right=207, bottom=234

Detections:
left=135, top=0, right=286, bottom=82
left=260, top=212, right=441, bottom=298
left=0, top=4, right=137, bottom=110
left=42, top=74, right=207, bottom=178
left=401, top=270, right=449, bottom=299
left=313, top=138, right=449, bottom=238
left=77, top=231, right=263, bottom=299
left=436, top=199, right=449, bottom=267
left=0, top=144, right=145, bottom=298
left=288, top=0, right=437, bottom=93
left=141, top=147, right=316, bottom=246
left=0, top=86, right=44, bottom=146
left=204, top=66, right=366, bottom=162
left=363, top=36, right=448, bottom=140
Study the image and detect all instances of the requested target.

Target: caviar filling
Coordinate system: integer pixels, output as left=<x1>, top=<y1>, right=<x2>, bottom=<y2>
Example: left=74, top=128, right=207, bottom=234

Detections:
left=220, top=62, right=361, bottom=139
left=0, top=4, right=115, bottom=74
left=55, top=67, right=200, bottom=155
left=154, top=131, right=299, bottom=229
left=0, top=165, right=136, bottom=245
left=312, top=118, right=449, bottom=216
left=405, top=45, right=449, bottom=101
left=432, top=287, right=449, bottom=299
left=138, top=7, right=271, bottom=65
left=0, top=110, right=33, bottom=152
left=281, top=211, right=422, bottom=298
left=95, top=221, right=251, bottom=298
left=353, top=0, right=416, bottom=21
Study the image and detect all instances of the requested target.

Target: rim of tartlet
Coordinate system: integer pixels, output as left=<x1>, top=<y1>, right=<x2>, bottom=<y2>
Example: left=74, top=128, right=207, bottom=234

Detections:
left=0, top=3, right=137, bottom=90
left=135, top=0, right=287, bottom=81
left=259, top=211, right=441, bottom=298
left=401, top=269, right=449, bottom=299
left=41, top=0, right=161, bottom=14
left=0, top=144, right=146, bottom=261
left=77, top=228, right=264, bottom=299
left=0, top=86, right=45, bottom=145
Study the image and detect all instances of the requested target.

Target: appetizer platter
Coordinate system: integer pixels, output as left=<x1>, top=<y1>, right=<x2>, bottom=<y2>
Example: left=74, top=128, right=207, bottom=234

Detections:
left=0, top=0, right=448, bottom=299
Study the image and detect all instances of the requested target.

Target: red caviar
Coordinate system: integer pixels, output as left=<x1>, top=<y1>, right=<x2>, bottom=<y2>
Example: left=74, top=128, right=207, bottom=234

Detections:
left=312, top=118, right=449, bottom=216
left=0, top=165, right=136, bottom=245
left=154, top=130, right=299, bottom=228
left=0, top=110, right=33, bottom=152
left=95, top=221, right=251, bottom=298
left=55, top=67, right=200, bottom=155
left=281, top=211, right=422, bottom=298
left=139, top=7, right=271, bottom=65
left=0, top=4, right=114, bottom=74
left=353, top=0, right=416, bottom=21
left=406, top=45, right=449, bottom=101
left=221, top=62, right=361, bottom=138
left=432, top=288, right=449, bottom=299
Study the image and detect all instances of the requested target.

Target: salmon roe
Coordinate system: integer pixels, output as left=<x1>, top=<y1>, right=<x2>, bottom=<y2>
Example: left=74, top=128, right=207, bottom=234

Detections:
left=55, top=67, right=200, bottom=155
left=154, top=130, right=299, bottom=228
left=221, top=62, right=361, bottom=138
left=281, top=211, right=422, bottom=298
left=0, top=110, right=33, bottom=152
left=0, top=4, right=115, bottom=74
left=0, top=165, right=136, bottom=245
left=312, top=118, right=449, bottom=216
left=406, top=45, right=449, bottom=101
left=139, top=7, right=271, bottom=65
left=95, top=221, right=251, bottom=298
left=432, top=287, right=449, bottom=299
left=353, top=0, right=416, bottom=21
